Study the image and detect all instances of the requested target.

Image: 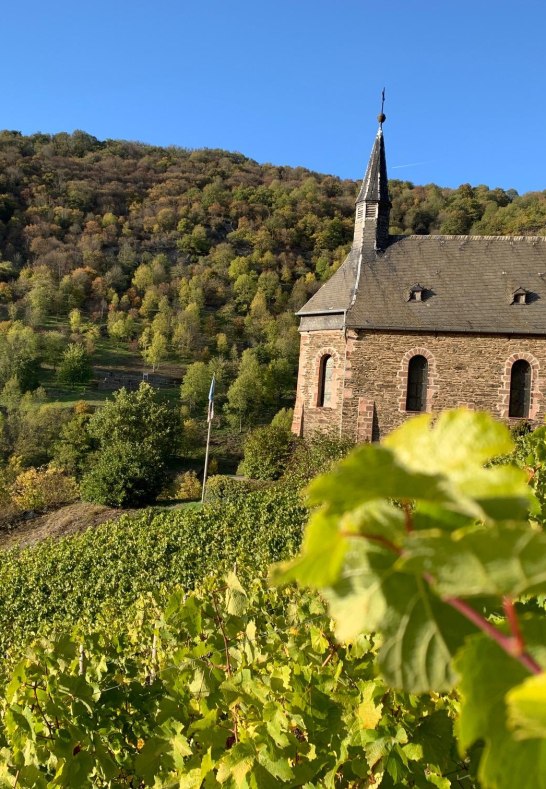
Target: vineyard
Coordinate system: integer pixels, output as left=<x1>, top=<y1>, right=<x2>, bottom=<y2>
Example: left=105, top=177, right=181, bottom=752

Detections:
left=0, top=487, right=306, bottom=658
left=0, top=409, right=545, bottom=786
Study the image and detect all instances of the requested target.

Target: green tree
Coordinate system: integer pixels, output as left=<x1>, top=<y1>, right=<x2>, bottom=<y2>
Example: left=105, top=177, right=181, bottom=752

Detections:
left=80, top=383, right=178, bottom=506
left=57, top=343, right=93, bottom=385
left=225, top=350, right=265, bottom=430
left=0, top=322, right=41, bottom=391
left=141, top=331, right=168, bottom=372
left=180, top=361, right=210, bottom=415
left=237, top=424, right=296, bottom=480
left=52, top=412, right=95, bottom=478
left=172, top=303, right=201, bottom=354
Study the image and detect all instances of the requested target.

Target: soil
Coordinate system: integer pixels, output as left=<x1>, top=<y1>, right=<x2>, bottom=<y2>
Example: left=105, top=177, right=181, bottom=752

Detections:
left=0, top=502, right=136, bottom=551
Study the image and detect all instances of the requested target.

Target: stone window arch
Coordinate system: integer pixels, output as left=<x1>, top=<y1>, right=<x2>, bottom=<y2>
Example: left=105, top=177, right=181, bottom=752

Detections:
left=398, top=347, right=438, bottom=413
left=499, top=353, right=541, bottom=421
left=405, top=355, right=428, bottom=412
left=509, top=359, right=532, bottom=418
left=317, top=354, right=334, bottom=407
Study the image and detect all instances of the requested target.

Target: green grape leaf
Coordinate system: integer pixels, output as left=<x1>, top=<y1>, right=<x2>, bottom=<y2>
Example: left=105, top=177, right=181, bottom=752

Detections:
left=455, top=627, right=546, bottom=789
left=377, top=574, right=476, bottom=692
left=384, top=409, right=514, bottom=473
left=216, top=742, right=256, bottom=784
left=320, top=540, right=475, bottom=691
left=178, top=768, right=204, bottom=789
left=459, top=465, right=539, bottom=520
left=256, top=746, right=295, bottom=781
left=50, top=751, right=95, bottom=788
left=384, top=410, right=537, bottom=520
left=134, top=736, right=173, bottom=783
left=320, top=540, right=394, bottom=641
left=270, top=510, right=347, bottom=587
left=401, top=523, right=546, bottom=599
left=225, top=572, right=248, bottom=616
left=411, top=501, right=472, bottom=532
left=506, top=673, right=546, bottom=740
left=412, top=710, right=459, bottom=775
left=340, top=499, right=406, bottom=546
left=306, top=444, right=450, bottom=513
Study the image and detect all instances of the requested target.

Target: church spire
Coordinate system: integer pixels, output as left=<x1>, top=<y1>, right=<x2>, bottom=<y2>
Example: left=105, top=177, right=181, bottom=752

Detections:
left=353, top=93, right=391, bottom=251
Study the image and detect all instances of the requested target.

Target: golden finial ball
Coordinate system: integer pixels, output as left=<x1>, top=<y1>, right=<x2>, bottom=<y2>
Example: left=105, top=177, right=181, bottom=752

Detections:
left=377, top=113, right=386, bottom=124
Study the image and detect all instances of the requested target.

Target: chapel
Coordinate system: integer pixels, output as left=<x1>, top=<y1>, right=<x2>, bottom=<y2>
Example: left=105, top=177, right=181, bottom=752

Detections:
left=291, top=112, right=546, bottom=441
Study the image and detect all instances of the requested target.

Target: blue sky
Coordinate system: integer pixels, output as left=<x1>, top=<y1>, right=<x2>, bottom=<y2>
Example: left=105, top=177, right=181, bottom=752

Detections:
left=3, top=0, right=545, bottom=193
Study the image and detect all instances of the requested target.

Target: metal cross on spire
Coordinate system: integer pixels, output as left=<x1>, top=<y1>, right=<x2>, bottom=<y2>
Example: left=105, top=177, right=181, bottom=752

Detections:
left=378, top=88, right=386, bottom=128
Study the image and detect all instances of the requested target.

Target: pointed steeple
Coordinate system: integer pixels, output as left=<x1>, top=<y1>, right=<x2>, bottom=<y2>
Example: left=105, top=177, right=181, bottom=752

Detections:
left=353, top=97, right=391, bottom=251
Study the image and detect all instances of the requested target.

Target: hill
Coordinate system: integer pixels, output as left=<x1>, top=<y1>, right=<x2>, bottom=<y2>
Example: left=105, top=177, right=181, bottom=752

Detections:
left=1, top=130, right=546, bottom=477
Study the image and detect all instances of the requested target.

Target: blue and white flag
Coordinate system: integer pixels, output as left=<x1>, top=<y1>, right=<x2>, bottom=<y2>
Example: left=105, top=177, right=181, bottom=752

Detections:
left=207, top=375, right=215, bottom=422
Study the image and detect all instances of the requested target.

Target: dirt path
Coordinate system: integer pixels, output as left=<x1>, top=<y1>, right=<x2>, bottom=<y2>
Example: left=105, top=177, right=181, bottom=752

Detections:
left=0, top=503, right=136, bottom=551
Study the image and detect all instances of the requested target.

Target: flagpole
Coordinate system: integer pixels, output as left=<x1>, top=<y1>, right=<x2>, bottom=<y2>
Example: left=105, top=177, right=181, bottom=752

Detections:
left=201, top=416, right=212, bottom=503
left=201, top=375, right=215, bottom=504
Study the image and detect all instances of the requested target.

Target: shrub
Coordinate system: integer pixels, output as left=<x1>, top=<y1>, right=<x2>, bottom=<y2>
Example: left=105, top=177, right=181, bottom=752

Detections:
left=51, top=412, right=95, bottom=478
left=57, top=343, right=93, bottom=385
left=271, top=407, right=294, bottom=432
left=204, top=474, right=271, bottom=501
left=174, top=470, right=202, bottom=501
left=10, top=467, right=78, bottom=511
left=283, top=430, right=354, bottom=488
left=237, top=424, right=296, bottom=480
left=81, top=383, right=179, bottom=506
left=80, top=441, right=164, bottom=507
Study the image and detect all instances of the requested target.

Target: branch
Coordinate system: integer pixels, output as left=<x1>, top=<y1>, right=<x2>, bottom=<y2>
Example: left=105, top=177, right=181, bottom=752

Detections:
left=444, top=595, right=542, bottom=675
left=345, top=526, right=543, bottom=676
left=402, top=501, right=413, bottom=533
left=340, top=531, right=401, bottom=555
left=503, top=596, right=525, bottom=656
left=211, top=592, right=239, bottom=744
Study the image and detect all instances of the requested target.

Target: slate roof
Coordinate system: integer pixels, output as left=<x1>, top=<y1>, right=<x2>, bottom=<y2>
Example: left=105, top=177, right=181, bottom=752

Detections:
left=296, top=246, right=360, bottom=317
left=298, top=235, right=546, bottom=335
left=355, top=128, right=390, bottom=204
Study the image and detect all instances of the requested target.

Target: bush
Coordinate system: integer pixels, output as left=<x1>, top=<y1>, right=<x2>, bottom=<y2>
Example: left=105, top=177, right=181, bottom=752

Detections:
left=80, top=441, right=164, bottom=507
left=10, top=467, right=79, bottom=511
left=283, top=430, right=354, bottom=488
left=237, top=424, right=296, bottom=480
left=81, top=383, right=179, bottom=506
left=204, top=474, right=271, bottom=501
left=57, top=343, right=93, bottom=385
left=271, top=407, right=294, bottom=432
left=174, top=470, right=202, bottom=501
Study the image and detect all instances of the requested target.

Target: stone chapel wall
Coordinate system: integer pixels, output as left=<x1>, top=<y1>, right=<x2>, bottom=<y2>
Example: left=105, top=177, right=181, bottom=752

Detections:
left=293, top=328, right=546, bottom=442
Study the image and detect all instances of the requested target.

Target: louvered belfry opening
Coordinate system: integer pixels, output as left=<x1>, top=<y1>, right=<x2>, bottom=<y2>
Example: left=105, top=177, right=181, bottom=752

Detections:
left=509, top=359, right=532, bottom=418
left=405, top=355, right=428, bottom=412
left=317, top=355, right=333, bottom=407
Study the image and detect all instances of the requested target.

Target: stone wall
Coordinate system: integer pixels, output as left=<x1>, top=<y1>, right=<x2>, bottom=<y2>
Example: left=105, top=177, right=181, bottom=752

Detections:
left=293, top=328, right=546, bottom=441
left=291, top=329, right=347, bottom=437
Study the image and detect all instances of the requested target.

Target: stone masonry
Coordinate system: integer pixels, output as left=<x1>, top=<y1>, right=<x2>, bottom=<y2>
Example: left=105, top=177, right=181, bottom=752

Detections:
left=292, top=329, right=546, bottom=442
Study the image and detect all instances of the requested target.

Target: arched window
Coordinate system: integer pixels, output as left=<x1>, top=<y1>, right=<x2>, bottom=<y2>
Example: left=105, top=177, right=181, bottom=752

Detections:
left=317, top=355, right=334, bottom=407
left=509, top=359, right=531, bottom=418
left=405, top=355, right=428, bottom=412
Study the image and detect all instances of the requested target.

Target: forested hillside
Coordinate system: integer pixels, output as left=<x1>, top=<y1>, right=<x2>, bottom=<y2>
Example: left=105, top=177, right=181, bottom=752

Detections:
left=1, top=129, right=546, bottom=503
left=2, top=130, right=546, bottom=392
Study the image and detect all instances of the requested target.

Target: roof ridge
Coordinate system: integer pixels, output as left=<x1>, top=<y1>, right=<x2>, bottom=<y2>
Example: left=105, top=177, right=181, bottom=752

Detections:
left=392, top=234, right=546, bottom=242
